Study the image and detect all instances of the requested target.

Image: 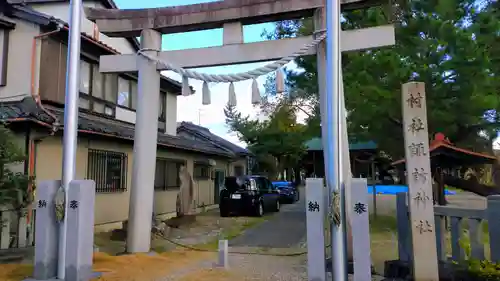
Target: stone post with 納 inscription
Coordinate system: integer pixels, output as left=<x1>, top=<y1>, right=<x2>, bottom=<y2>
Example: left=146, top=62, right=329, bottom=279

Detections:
left=305, top=178, right=326, bottom=281
left=402, top=82, right=439, bottom=281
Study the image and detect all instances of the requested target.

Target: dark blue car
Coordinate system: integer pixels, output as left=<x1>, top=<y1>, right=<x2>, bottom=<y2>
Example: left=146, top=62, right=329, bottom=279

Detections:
left=272, top=181, right=300, bottom=203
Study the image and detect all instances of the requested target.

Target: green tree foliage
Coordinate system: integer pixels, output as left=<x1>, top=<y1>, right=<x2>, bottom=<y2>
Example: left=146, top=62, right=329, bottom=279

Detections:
left=0, top=125, right=33, bottom=209
left=224, top=103, right=308, bottom=179
left=262, top=0, right=500, bottom=159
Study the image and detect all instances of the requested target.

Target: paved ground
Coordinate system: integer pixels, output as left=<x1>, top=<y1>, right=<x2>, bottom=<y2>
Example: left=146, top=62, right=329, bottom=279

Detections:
left=229, top=197, right=306, bottom=248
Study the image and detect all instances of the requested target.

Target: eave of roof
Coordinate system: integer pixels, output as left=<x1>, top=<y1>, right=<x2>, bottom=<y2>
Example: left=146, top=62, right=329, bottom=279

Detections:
left=305, top=137, right=378, bottom=151
left=391, top=140, right=497, bottom=166
left=0, top=17, right=16, bottom=29
left=0, top=98, right=233, bottom=158
left=177, top=121, right=252, bottom=157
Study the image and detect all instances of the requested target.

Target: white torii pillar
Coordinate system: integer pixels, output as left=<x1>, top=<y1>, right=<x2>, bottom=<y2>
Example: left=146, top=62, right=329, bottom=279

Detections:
left=126, top=29, right=162, bottom=253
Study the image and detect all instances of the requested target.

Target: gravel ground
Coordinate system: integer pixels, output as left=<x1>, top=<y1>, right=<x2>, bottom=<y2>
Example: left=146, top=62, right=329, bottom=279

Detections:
left=227, top=253, right=308, bottom=281
left=157, top=253, right=386, bottom=281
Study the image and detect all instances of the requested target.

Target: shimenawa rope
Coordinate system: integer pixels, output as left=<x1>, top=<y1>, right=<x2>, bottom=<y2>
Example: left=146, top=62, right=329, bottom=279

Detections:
left=137, top=31, right=327, bottom=83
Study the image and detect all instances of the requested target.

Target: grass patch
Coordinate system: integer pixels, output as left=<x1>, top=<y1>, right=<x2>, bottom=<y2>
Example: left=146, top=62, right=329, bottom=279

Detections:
left=370, top=214, right=397, bottom=233
left=194, top=216, right=268, bottom=250
left=368, top=214, right=399, bottom=273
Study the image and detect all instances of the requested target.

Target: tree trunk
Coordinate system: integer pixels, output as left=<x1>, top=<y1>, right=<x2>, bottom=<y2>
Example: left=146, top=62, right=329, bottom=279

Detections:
left=294, top=167, right=301, bottom=185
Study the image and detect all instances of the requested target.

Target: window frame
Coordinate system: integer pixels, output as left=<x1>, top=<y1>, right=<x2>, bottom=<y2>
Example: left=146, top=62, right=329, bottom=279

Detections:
left=154, top=158, right=185, bottom=191
left=87, top=149, right=128, bottom=193
left=193, top=162, right=211, bottom=180
left=117, top=75, right=133, bottom=109
left=158, top=91, right=166, bottom=122
left=0, top=28, right=10, bottom=87
left=77, top=57, right=167, bottom=123
left=115, top=78, right=167, bottom=122
left=234, top=165, right=244, bottom=177
left=78, top=58, right=117, bottom=117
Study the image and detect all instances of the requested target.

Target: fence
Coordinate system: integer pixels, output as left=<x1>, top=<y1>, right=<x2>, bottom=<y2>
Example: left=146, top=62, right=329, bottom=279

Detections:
left=0, top=207, right=36, bottom=250
left=396, top=193, right=500, bottom=263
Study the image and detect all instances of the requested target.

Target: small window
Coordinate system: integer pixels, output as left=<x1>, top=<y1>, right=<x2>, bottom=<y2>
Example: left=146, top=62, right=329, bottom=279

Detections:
left=104, top=74, right=117, bottom=102
left=154, top=158, right=184, bottom=190
left=79, top=61, right=91, bottom=94
left=0, top=29, right=10, bottom=86
left=130, top=81, right=138, bottom=110
left=104, top=106, right=113, bottom=116
left=92, top=66, right=104, bottom=99
left=234, top=165, right=244, bottom=176
left=79, top=97, right=90, bottom=110
left=194, top=163, right=210, bottom=180
left=93, top=102, right=105, bottom=114
left=87, top=149, right=128, bottom=193
left=158, top=92, right=166, bottom=120
left=117, top=77, right=130, bottom=107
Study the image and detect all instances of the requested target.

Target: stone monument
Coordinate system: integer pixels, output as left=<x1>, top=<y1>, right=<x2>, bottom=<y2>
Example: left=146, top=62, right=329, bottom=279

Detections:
left=25, top=180, right=97, bottom=281
left=402, top=82, right=439, bottom=280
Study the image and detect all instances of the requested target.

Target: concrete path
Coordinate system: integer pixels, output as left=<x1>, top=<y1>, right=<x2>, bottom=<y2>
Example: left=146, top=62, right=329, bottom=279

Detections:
left=229, top=197, right=306, bottom=248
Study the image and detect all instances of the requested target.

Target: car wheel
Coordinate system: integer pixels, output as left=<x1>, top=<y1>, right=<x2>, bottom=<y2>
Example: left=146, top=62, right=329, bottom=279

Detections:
left=255, top=201, right=264, bottom=217
left=275, top=200, right=280, bottom=212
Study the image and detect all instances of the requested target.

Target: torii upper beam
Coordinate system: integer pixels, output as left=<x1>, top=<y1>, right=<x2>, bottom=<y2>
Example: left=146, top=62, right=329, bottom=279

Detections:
left=85, top=0, right=386, bottom=37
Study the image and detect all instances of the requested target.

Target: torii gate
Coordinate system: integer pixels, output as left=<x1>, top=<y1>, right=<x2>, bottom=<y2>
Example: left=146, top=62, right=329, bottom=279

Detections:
left=85, top=0, right=395, bottom=278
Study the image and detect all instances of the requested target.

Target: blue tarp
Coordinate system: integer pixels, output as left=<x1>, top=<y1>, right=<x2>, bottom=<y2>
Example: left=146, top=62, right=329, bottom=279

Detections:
left=368, top=185, right=456, bottom=195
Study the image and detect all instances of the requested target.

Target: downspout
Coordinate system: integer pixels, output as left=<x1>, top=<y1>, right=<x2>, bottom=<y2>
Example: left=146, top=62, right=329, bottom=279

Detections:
left=31, top=28, right=62, bottom=132
left=25, top=28, right=63, bottom=226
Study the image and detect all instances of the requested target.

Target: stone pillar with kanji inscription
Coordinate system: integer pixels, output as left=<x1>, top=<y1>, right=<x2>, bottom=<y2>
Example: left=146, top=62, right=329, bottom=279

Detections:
left=33, top=180, right=60, bottom=279
left=65, top=180, right=97, bottom=281
left=305, top=178, right=326, bottom=281
left=402, top=82, right=439, bottom=281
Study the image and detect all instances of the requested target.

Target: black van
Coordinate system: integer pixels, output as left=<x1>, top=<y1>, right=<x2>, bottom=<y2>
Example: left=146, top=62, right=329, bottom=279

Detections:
left=219, top=175, right=280, bottom=217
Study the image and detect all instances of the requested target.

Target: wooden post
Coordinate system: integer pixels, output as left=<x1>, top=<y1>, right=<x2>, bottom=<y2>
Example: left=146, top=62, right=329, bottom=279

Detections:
left=371, top=161, right=377, bottom=217
left=401, top=82, right=439, bottom=280
left=396, top=192, right=412, bottom=262
left=487, top=195, right=500, bottom=262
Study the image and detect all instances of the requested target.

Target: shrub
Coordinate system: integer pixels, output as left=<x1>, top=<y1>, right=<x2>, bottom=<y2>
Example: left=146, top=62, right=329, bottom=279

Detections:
left=0, top=124, right=34, bottom=209
left=455, top=230, right=500, bottom=281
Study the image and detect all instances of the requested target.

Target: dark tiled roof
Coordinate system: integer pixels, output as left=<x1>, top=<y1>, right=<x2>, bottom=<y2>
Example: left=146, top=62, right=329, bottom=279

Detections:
left=305, top=137, right=378, bottom=151
left=0, top=97, right=54, bottom=122
left=177, top=121, right=252, bottom=156
left=0, top=98, right=233, bottom=157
